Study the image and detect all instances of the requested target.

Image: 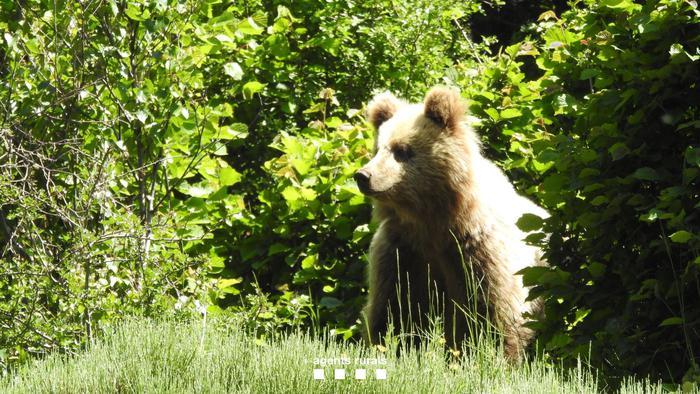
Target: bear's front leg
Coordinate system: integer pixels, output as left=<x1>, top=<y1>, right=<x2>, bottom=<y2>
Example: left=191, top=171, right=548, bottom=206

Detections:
left=361, top=224, right=404, bottom=345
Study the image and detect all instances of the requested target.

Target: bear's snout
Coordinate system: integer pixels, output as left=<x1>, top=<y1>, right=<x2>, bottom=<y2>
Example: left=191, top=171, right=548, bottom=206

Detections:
left=354, top=169, right=372, bottom=194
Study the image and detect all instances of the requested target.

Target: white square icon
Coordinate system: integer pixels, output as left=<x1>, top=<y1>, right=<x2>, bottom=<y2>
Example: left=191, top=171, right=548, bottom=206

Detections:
left=375, top=369, right=387, bottom=380
left=314, top=367, right=387, bottom=380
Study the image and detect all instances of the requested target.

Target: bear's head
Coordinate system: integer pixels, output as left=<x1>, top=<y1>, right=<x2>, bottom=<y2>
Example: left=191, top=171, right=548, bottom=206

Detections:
left=356, top=87, right=474, bottom=218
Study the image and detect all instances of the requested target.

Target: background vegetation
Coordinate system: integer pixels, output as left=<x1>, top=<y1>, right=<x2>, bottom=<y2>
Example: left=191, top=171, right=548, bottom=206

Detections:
left=1, top=0, right=698, bottom=389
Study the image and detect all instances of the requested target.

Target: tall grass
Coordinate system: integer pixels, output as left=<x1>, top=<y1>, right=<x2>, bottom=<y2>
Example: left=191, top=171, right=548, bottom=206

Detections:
left=0, top=238, right=670, bottom=393
left=1, top=317, right=664, bottom=394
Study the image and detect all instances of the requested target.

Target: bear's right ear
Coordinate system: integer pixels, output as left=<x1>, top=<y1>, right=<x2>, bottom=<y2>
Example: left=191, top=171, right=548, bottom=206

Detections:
left=366, top=92, right=401, bottom=130
left=424, top=86, right=465, bottom=131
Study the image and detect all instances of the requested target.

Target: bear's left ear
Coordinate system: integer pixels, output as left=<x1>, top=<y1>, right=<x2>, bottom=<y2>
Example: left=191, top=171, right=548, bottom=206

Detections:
left=424, top=87, right=465, bottom=130
left=366, top=91, right=402, bottom=130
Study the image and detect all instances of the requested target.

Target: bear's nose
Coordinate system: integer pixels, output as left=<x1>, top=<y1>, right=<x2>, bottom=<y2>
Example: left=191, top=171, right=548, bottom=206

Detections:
left=354, top=169, right=371, bottom=194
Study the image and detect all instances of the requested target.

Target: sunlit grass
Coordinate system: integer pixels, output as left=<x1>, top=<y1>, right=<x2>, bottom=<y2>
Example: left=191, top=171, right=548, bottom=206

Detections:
left=1, top=317, right=665, bottom=394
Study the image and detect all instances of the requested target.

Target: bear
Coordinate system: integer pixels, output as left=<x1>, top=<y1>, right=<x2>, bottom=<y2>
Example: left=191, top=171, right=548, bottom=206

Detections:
left=355, top=87, right=548, bottom=360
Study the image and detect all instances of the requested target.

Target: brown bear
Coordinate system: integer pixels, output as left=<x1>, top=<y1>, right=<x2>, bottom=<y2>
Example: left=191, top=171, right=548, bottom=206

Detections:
left=356, top=87, right=548, bottom=360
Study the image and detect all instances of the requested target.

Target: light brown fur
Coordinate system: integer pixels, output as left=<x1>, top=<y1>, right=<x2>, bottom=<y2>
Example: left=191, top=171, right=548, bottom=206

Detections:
left=358, top=87, right=548, bottom=360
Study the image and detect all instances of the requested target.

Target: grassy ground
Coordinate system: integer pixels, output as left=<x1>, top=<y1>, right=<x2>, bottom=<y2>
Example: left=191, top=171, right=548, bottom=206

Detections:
left=1, top=318, right=664, bottom=394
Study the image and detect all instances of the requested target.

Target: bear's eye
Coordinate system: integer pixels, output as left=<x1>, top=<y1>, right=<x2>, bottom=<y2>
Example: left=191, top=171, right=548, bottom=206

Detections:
left=392, top=144, right=414, bottom=162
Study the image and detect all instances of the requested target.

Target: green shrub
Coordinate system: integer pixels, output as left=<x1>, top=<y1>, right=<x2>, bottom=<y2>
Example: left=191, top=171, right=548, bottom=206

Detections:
left=459, top=0, right=700, bottom=385
left=199, top=0, right=483, bottom=334
left=0, top=0, right=481, bottom=370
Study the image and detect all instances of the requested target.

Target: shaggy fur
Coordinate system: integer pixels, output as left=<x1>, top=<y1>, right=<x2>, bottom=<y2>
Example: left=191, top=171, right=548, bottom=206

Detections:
left=367, top=92, right=404, bottom=131
left=358, top=87, right=548, bottom=360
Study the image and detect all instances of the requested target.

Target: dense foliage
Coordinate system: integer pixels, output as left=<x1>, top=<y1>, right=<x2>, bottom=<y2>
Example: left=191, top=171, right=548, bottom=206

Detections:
left=506, top=0, right=700, bottom=384
left=1, top=0, right=699, bottom=388
left=0, top=0, right=480, bottom=368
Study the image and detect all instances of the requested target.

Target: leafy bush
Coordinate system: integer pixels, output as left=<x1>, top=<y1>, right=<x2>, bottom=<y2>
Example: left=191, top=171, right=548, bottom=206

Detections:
left=535, top=0, right=699, bottom=383
left=194, top=0, right=482, bottom=333
left=0, top=0, right=223, bottom=368
left=0, top=0, right=481, bottom=370
left=458, top=0, right=700, bottom=385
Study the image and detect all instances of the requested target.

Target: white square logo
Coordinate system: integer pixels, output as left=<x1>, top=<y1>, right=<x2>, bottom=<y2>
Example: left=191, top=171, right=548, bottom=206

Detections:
left=355, top=369, right=366, bottom=379
left=313, top=369, right=324, bottom=380
left=334, top=369, right=346, bottom=380
left=375, top=369, right=387, bottom=380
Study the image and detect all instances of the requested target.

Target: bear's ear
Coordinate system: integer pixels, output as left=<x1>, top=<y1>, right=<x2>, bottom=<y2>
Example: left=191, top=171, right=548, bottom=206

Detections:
left=424, top=87, right=465, bottom=130
left=367, top=91, right=401, bottom=130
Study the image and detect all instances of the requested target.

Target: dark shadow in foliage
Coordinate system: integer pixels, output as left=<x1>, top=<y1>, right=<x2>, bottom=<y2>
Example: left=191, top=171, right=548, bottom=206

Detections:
left=470, top=0, right=570, bottom=45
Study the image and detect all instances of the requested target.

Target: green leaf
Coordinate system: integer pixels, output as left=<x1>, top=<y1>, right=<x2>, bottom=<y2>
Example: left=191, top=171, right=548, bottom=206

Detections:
left=243, top=81, right=265, bottom=99
left=543, top=174, right=567, bottom=191
left=517, top=266, right=551, bottom=287
left=319, top=37, right=341, bottom=56
left=282, top=101, right=297, bottom=114
left=219, top=123, right=248, bottom=140
left=693, top=257, right=700, bottom=267
left=282, top=186, right=301, bottom=202
left=291, top=159, right=312, bottom=176
left=669, top=43, right=684, bottom=57
left=303, top=102, right=326, bottom=114
left=571, top=308, right=591, bottom=328
left=632, top=167, right=660, bottom=181
left=300, top=187, right=317, bottom=200
left=301, top=254, right=317, bottom=269
left=217, top=278, right=243, bottom=289
left=267, top=243, right=288, bottom=256
left=219, top=167, right=242, bottom=186
left=685, top=147, right=700, bottom=166
left=659, top=317, right=684, bottom=327
left=532, top=159, right=555, bottom=174
left=178, top=181, right=215, bottom=198
left=669, top=230, right=693, bottom=244
left=579, top=69, right=600, bottom=80
left=237, top=17, right=264, bottom=35
left=500, top=108, right=522, bottom=119
left=553, top=94, right=578, bottom=115
left=579, top=168, right=600, bottom=178
left=577, top=149, right=597, bottom=164
left=640, top=208, right=671, bottom=223
left=590, top=195, right=608, bottom=206
left=125, top=5, right=150, bottom=21
left=600, top=0, right=641, bottom=11
left=608, top=142, right=630, bottom=161
left=224, top=62, right=243, bottom=80
left=538, top=10, right=558, bottom=21
left=484, top=108, right=500, bottom=121
left=266, top=35, right=291, bottom=58
left=587, top=262, right=606, bottom=278
left=24, top=39, right=40, bottom=54
left=546, top=333, right=572, bottom=350
left=209, top=252, right=225, bottom=269
left=516, top=213, right=544, bottom=232
left=524, top=232, right=546, bottom=243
